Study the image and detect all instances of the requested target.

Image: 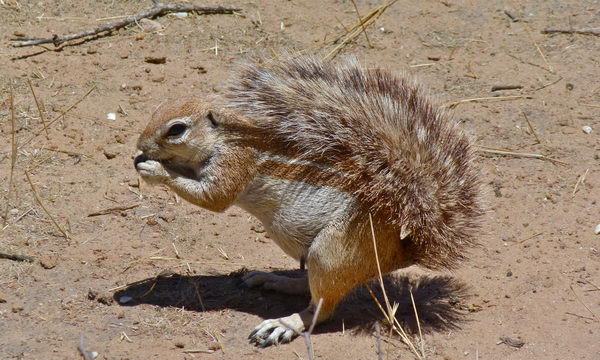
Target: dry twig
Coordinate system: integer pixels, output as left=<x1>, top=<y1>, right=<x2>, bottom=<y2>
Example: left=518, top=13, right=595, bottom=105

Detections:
left=87, top=203, right=140, bottom=217
left=0, top=252, right=35, bottom=262
left=11, top=0, right=241, bottom=48
left=491, top=84, right=523, bottom=92
left=3, top=85, right=17, bottom=227
left=542, top=28, right=600, bottom=36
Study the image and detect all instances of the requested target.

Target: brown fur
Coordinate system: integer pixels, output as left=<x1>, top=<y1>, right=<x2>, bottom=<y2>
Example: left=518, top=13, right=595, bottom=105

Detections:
left=223, top=55, right=484, bottom=269
left=135, top=56, right=484, bottom=345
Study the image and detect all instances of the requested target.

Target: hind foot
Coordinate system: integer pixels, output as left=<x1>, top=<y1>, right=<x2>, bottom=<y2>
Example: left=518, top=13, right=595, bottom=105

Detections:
left=242, top=271, right=309, bottom=295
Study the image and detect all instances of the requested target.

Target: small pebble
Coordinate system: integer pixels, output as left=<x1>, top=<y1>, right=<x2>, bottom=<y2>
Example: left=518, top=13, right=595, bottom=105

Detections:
left=138, top=18, right=162, bottom=32
left=594, top=224, right=600, bottom=235
left=582, top=126, right=592, bottom=134
left=173, top=12, right=188, bottom=18
left=566, top=83, right=574, bottom=90
left=106, top=113, right=117, bottom=121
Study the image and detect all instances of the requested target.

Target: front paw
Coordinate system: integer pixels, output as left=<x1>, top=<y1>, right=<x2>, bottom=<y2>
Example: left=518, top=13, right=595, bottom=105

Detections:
left=136, top=159, right=170, bottom=184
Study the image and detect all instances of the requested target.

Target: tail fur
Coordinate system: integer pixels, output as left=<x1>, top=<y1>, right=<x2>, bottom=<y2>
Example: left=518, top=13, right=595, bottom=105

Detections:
left=223, top=56, right=483, bottom=269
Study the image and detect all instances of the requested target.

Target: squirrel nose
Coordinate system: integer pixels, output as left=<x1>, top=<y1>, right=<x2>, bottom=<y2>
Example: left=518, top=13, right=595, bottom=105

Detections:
left=134, top=152, right=149, bottom=169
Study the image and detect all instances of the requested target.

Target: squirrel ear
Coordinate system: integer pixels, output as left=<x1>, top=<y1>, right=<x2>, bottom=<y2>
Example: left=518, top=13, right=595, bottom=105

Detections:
left=206, top=111, right=219, bottom=128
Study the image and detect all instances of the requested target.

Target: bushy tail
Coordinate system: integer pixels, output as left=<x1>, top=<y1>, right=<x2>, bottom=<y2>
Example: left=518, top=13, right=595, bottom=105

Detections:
left=223, top=56, right=484, bottom=269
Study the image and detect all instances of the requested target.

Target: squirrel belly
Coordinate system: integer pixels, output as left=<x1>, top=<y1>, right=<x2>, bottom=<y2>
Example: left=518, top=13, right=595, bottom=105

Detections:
left=235, top=154, right=356, bottom=262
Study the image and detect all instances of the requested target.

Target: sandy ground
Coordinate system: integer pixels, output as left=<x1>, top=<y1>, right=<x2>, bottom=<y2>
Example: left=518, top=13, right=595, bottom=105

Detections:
left=1, top=0, right=599, bottom=359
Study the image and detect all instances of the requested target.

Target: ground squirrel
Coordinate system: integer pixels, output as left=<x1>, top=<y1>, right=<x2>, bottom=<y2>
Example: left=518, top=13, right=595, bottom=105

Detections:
left=134, top=56, right=483, bottom=347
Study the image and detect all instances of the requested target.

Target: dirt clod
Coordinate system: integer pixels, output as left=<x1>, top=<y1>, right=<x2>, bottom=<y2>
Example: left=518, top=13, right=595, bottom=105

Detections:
left=39, top=256, right=57, bottom=269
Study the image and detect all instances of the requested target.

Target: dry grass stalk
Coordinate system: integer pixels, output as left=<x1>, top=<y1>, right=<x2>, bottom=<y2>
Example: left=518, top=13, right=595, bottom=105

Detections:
left=350, top=0, right=372, bottom=48
left=521, top=111, right=540, bottom=144
left=475, top=145, right=566, bottom=165
left=569, top=284, right=600, bottom=322
left=368, top=214, right=424, bottom=359
left=322, top=0, right=397, bottom=61
left=409, top=288, right=426, bottom=357
left=42, top=147, right=91, bottom=158
left=24, top=170, right=69, bottom=239
left=579, top=103, right=600, bottom=109
left=443, top=95, right=530, bottom=109
left=19, top=86, right=96, bottom=150
left=3, top=85, right=17, bottom=227
left=518, top=232, right=544, bottom=244
left=572, top=168, right=589, bottom=196
left=26, top=78, right=49, bottom=139
left=533, top=76, right=562, bottom=91
left=302, top=297, right=323, bottom=360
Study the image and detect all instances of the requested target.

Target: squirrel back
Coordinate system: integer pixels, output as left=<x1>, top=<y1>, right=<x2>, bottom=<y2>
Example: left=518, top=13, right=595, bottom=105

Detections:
left=222, top=56, right=483, bottom=269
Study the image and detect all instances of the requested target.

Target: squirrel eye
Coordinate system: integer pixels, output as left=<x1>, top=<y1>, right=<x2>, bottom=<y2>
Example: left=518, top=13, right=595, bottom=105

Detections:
left=166, top=123, right=187, bottom=137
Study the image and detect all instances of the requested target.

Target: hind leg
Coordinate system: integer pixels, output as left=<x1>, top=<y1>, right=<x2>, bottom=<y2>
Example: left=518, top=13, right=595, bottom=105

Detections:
left=248, top=217, right=382, bottom=346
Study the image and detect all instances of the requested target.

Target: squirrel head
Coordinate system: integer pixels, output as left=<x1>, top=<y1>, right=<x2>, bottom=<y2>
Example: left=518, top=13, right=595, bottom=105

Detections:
left=135, top=98, right=225, bottom=179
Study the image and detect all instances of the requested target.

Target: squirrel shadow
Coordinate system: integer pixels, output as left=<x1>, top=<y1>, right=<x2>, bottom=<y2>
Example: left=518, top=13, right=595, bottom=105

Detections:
left=113, top=268, right=472, bottom=336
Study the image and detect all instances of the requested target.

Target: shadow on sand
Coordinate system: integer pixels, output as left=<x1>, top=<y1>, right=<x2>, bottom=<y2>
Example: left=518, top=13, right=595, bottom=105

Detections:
left=114, top=268, right=472, bottom=336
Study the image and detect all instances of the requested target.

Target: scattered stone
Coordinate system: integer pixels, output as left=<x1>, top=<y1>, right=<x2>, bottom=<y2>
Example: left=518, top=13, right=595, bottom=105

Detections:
left=582, top=125, right=592, bottom=134
left=13, top=31, right=26, bottom=37
left=506, top=270, right=513, bottom=277
left=595, top=223, right=600, bottom=235
left=103, top=148, right=119, bottom=160
left=96, top=293, right=114, bottom=305
left=86, top=48, right=97, bottom=55
left=106, top=113, right=117, bottom=121
left=145, top=56, right=167, bottom=64
left=174, top=342, right=185, bottom=348
left=117, top=310, right=125, bottom=319
left=12, top=305, right=24, bottom=313
left=39, top=256, right=57, bottom=269
left=152, top=75, right=165, bottom=83
left=87, top=289, right=98, bottom=300
left=173, top=12, right=188, bottom=18
left=250, top=224, right=265, bottom=233
left=138, top=18, right=162, bottom=32
left=0, top=293, right=6, bottom=303
left=565, top=83, right=574, bottom=90
left=114, top=133, right=126, bottom=144
left=146, top=218, right=158, bottom=226
left=498, top=336, right=525, bottom=348
left=191, top=65, right=207, bottom=74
